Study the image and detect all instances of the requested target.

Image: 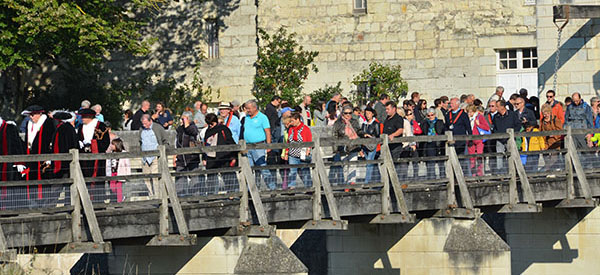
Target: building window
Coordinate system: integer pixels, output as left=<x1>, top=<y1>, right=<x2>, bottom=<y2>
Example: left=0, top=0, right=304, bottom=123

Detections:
left=206, top=19, right=219, bottom=59
left=497, top=48, right=537, bottom=71
left=354, top=0, right=366, bottom=13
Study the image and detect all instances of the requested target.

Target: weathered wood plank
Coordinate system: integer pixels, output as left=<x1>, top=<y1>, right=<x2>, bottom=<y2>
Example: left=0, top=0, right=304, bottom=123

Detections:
left=71, top=149, right=103, bottom=243
left=447, top=146, right=474, bottom=209
left=313, top=134, right=341, bottom=221
left=239, top=153, right=268, bottom=226
left=381, top=135, right=412, bottom=219
left=159, top=145, right=189, bottom=236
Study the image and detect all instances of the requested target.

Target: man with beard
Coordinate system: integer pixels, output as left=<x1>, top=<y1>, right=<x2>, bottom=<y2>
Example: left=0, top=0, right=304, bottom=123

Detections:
left=77, top=108, right=110, bottom=203
left=50, top=111, right=78, bottom=205
left=24, top=105, right=56, bottom=207
left=0, top=116, right=26, bottom=209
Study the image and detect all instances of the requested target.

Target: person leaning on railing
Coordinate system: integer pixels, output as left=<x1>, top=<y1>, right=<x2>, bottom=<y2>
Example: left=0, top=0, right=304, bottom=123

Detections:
left=361, top=106, right=381, bottom=184
left=284, top=112, right=312, bottom=189
left=175, top=111, right=201, bottom=196
left=202, top=113, right=238, bottom=194
left=540, top=104, right=564, bottom=172
left=139, top=114, right=169, bottom=199
left=422, top=107, right=445, bottom=180
left=332, top=105, right=364, bottom=185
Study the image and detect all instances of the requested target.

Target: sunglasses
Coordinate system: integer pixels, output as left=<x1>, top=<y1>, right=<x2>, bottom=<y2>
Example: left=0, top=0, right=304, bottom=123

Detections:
left=406, top=113, right=413, bottom=116
left=427, top=114, right=435, bottom=117
left=546, top=95, right=554, bottom=98
left=343, top=112, right=352, bottom=115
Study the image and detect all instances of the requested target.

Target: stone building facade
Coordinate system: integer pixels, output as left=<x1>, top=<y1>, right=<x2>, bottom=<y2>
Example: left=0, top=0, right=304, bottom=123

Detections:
left=131, top=0, right=600, bottom=103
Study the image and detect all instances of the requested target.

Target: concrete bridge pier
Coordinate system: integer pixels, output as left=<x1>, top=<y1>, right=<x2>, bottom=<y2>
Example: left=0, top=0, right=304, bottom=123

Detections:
left=291, top=217, right=511, bottom=275
left=107, top=234, right=307, bottom=274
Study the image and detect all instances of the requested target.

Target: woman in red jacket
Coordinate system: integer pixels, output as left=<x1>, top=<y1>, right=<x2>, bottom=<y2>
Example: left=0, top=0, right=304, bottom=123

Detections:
left=467, top=105, right=490, bottom=176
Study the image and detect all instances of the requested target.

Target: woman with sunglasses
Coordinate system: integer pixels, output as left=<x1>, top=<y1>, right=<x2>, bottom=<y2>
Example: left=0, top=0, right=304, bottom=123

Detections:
left=399, top=109, right=418, bottom=180
left=332, top=105, right=364, bottom=185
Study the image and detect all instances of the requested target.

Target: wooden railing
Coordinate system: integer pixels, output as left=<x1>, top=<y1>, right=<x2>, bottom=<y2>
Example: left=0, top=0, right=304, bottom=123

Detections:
left=0, top=127, right=599, bottom=256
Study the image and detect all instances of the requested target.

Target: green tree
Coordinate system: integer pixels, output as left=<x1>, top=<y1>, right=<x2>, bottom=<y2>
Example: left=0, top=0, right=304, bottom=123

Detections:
left=0, top=0, right=156, bottom=118
left=351, top=62, right=408, bottom=105
left=253, top=27, right=318, bottom=107
left=309, top=82, right=343, bottom=110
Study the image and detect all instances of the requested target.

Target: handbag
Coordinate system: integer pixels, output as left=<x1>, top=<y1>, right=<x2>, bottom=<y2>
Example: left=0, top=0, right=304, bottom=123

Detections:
left=412, top=120, right=423, bottom=135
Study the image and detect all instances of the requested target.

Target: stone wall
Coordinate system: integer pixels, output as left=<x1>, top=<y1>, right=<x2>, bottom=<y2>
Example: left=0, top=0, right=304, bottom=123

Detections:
left=535, top=0, right=600, bottom=100
left=320, top=218, right=511, bottom=274
left=256, top=0, right=537, bottom=102
left=505, top=206, right=600, bottom=274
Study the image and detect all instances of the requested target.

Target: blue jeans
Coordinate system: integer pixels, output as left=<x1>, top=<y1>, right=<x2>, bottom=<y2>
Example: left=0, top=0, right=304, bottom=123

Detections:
left=364, top=149, right=379, bottom=184
left=247, top=149, right=275, bottom=190
left=288, top=156, right=312, bottom=188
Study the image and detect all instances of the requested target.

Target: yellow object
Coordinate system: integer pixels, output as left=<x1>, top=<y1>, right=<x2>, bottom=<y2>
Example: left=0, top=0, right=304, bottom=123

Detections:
left=523, top=128, right=546, bottom=151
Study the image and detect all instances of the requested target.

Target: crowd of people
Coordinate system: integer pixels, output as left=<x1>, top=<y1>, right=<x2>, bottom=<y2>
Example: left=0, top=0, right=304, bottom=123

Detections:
left=0, top=86, right=599, bottom=208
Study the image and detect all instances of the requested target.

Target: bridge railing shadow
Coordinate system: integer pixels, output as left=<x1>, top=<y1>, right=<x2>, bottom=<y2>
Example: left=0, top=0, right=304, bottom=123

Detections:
left=1, top=127, right=600, bottom=250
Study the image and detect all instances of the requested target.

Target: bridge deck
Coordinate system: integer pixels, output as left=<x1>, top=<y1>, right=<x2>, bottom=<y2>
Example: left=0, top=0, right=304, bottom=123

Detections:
left=0, top=128, right=599, bottom=251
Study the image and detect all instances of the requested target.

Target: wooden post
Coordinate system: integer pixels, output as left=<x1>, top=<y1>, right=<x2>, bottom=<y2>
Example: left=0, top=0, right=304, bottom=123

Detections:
left=380, top=135, right=413, bottom=221
left=379, top=136, right=390, bottom=216
left=507, top=129, right=536, bottom=204
left=238, top=140, right=249, bottom=224
left=158, top=145, right=189, bottom=236
left=70, top=149, right=103, bottom=243
left=69, top=149, right=82, bottom=243
left=557, top=126, right=596, bottom=208
left=444, top=132, right=457, bottom=207
left=310, top=134, right=323, bottom=221
left=565, top=127, right=575, bottom=200
left=565, top=128, right=592, bottom=199
left=239, top=152, right=268, bottom=226
left=447, top=146, right=473, bottom=209
left=312, top=134, right=341, bottom=221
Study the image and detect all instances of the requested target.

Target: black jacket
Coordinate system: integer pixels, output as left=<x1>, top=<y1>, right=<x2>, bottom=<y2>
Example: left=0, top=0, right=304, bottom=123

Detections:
left=25, top=115, right=56, bottom=180
left=361, top=119, right=381, bottom=152
left=53, top=122, right=78, bottom=177
left=0, top=121, right=25, bottom=181
left=492, top=110, right=521, bottom=144
left=130, top=109, right=151, bottom=131
left=176, top=122, right=200, bottom=168
left=203, top=124, right=237, bottom=169
left=445, top=110, right=471, bottom=136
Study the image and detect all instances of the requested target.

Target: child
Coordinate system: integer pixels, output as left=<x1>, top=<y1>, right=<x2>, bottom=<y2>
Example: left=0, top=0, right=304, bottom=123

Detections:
left=522, top=122, right=546, bottom=173
left=105, top=138, right=131, bottom=202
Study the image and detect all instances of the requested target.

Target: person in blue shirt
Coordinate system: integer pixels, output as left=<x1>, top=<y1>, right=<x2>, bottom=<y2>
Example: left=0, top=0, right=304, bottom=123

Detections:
left=91, top=104, right=104, bottom=122
left=242, top=100, right=275, bottom=189
left=218, top=102, right=241, bottom=143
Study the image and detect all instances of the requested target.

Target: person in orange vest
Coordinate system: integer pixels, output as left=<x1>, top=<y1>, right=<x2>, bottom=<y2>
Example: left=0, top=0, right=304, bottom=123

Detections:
left=541, top=90, right=565, bottom=125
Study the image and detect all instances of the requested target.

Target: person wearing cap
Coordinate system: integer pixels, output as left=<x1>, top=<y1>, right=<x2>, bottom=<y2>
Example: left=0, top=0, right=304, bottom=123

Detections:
left=77, top=108, right=111, bottom=203
left=218, top=102, right=241, bottom=143
left=0, top=115, right=26, bottom=209
left=24, top=105, right=56, bottom=205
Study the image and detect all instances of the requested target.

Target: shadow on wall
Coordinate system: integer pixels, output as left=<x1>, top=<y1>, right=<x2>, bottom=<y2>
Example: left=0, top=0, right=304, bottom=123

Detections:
left=291, top=220, right=419, bottom=275
left=504, top=206, right=594, bottom=275
left=107, top=0, right=241, bottom=106
left=538, top=19, right=600, bottom=93
left=592, top=71, right=600, bottom=96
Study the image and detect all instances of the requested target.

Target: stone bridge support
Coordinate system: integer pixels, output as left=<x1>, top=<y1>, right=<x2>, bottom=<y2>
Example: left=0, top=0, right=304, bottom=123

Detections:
left=291, top=218, right=511, bottom=275
left=106, top=235, right=307, bottom=275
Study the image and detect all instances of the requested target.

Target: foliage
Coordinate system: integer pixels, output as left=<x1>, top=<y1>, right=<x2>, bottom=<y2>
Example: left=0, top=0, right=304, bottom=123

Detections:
left=0, top=0, right=158, bottom=118
left=351, top=62, right=408, bottom=105
left=253, top=27, right=318, bottom=107
left=0, top=0, right=153, bottom=71
left=147, top=64, right=217, bottom=120
left=309, top=82, right=343, bottom=110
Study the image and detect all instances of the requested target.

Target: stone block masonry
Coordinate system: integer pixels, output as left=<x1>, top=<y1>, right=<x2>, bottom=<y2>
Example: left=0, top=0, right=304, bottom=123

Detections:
left=105, top=0, right=600, bottom=106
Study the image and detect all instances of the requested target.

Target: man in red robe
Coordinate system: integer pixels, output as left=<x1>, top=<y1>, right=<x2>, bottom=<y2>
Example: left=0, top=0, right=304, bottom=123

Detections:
left=0, top=116, right=26, bottom=209
left=24, top=105, right=56, bottom=207
left=77, top=108, right=110, bottom=203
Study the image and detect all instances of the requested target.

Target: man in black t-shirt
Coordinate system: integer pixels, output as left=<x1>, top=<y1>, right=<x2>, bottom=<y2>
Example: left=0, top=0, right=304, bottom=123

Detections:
left=383, top=101, right=404, bottom=159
